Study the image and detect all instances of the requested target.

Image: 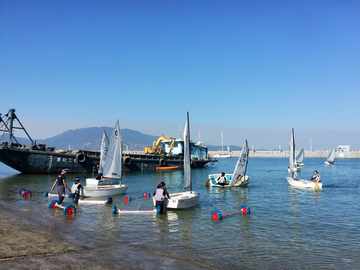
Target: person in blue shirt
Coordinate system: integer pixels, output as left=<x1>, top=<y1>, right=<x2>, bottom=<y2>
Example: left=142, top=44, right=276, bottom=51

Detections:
left=51, top=168, right=71, bottom=204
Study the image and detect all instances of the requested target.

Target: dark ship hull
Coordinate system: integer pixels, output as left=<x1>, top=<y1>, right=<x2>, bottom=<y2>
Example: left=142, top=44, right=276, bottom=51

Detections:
left=0, top=108, right=216, bottom=174
left=0, top=145, right=214, bottom=174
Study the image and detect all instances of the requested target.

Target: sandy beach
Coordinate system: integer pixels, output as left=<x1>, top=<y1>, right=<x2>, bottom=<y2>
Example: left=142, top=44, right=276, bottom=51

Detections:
left=0, top=201, right=223, bottom=270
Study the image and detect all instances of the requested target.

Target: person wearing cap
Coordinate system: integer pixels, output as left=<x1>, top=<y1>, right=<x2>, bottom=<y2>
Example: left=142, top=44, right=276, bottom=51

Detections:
left=70, top=177, right=84, bottom=199
left=51, top=169, right=71, bottom=204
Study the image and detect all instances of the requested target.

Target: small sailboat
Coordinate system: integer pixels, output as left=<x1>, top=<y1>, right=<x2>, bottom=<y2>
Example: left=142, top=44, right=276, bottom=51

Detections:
left=325, top=149, right=335, bottom=165
left=84, top=120, right=128, bottom=196
left=286, top=128, right=322, bottom=190
left=295, top=148, right=304, bottom=166
left=154, top=112, right=200, bottom=209
left=206, top=140, right=250, bottom=187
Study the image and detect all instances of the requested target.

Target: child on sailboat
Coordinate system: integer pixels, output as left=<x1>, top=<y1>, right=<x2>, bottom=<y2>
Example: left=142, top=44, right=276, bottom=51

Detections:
left=153, top=182, right=170, bottom=214
left=216, top=172, right=228, bottom=186
left=309, top=170, right=321, bottom=182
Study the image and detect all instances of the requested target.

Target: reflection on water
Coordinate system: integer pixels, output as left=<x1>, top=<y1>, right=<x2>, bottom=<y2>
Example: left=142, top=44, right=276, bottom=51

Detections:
left=0, top=158, right=360, bottom=269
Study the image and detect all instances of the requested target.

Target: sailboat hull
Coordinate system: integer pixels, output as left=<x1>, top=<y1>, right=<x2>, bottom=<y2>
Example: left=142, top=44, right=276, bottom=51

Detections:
left=207, top=174, right=250, bottom=187
left=286, top=177, right=322, bottom=189
left=153, top=191, right=200, bottom=209
left=83, top=184, right=128, bottom=197
left=325, top=161, right=335, bottom=165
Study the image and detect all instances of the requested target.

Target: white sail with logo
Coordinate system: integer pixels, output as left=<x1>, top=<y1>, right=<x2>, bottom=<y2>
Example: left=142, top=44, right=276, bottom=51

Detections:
left=84, top=119, right=128, bottom=197
left=99, top=131, right=109, bottom=174
left=230, top=139, right=249, bottom=188
left=102, top=119, right=122, bottom=181
left=183, top=112, right=191, bottom=190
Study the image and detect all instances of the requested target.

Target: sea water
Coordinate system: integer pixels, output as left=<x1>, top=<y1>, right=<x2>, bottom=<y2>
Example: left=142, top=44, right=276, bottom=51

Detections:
left=0, top=158, right=359, bottom=269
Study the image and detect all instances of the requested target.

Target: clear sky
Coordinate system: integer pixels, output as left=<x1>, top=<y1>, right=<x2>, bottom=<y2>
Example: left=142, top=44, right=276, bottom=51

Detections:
left=1, top=0, right=359, bottom=150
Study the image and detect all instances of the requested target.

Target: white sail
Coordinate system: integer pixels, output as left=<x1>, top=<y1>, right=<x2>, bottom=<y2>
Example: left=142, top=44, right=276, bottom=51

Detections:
left=296, top=148, right=304, bottom=163
left=326, top=149, right=335, bottom=162
left=289, top=128, right=296, bottom=174
left=102, top=120, right=122, bottom=179
left=183, top=112, right=191, bottom=190
left=99, top=131, right=109, bottom=174
left=230, top=139, right=249, bottom=188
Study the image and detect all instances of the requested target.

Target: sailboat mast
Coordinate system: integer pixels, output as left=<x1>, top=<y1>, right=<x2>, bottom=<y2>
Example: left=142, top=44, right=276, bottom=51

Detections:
left=188, top=112, right=192, bottom=192
left=221, top=131, right=223, bottom=151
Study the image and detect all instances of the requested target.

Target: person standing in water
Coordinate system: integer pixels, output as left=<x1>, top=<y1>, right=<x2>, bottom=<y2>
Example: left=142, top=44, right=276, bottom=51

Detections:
left=70, top=177, right=84, bottom=199
left=51, top=168, right=71, bottom=204
left=153, top=182, right=170, bottom=214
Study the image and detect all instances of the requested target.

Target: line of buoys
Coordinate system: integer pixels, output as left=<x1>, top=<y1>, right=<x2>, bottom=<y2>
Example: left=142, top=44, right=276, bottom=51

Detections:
left=123, top=191, right=151, bottom=202
left=112, top=205, right=157, bottom=214
left=17, top=188, right=32, bottom=198
left=211, top=205, right=250, bottom=220
left=48, top=200, right=76, bottom=215
left=73, top=196, right=113, bottom=205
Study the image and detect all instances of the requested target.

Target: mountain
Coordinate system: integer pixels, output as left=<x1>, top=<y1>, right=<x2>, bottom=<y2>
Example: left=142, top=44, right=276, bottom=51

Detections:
left=14, top=127, right=158, bottom=151
left=11, top=126, right=243, bottom=151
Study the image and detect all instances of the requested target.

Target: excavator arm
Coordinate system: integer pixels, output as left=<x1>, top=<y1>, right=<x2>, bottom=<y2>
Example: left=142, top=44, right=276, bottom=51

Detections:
left=144, top=136, right=176, bottom=155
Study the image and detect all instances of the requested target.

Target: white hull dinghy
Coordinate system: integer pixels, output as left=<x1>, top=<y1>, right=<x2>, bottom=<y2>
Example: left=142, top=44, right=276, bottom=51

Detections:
left=207, top=174, right=250, bottom=187
left=83, top=120, right=128, bottom=197
left=153, top=112, right=200, bottom=210
left=206, top=139, right=250, bottom=188
left=286, top=177, right=323, bottom=189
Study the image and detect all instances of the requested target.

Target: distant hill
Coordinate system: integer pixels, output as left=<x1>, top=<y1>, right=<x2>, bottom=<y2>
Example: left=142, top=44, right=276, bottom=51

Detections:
left=14, top=127, right=158, bottom=151
left=10, top=126, right=244, bottom=151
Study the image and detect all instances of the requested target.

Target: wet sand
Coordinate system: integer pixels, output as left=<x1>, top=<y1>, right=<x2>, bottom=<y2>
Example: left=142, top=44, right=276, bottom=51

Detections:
left=0, top=202, right=229, bottom=270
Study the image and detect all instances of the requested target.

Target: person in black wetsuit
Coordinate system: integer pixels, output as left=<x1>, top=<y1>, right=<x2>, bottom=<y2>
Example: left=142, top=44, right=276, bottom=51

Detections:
left=153, top=182, right=170, bottom=214
left=51, top=169, right=71, bottom=204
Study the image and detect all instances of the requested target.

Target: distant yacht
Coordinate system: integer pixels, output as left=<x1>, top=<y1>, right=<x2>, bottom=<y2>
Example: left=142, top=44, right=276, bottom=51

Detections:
left=213, top=131, right=231, bottom=158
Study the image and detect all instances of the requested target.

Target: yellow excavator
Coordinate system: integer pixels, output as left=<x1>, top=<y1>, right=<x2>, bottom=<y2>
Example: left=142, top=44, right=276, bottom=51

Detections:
left=144, top=136, right=176, bottom=156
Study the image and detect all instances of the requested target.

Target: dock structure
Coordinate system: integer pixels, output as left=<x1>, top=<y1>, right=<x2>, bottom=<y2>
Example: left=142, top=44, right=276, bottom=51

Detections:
left=209, top=150, right=360, bottom=159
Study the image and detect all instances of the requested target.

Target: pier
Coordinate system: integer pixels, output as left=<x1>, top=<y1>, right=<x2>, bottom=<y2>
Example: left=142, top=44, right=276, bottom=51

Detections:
left=209, top=150, right=360, bottom=159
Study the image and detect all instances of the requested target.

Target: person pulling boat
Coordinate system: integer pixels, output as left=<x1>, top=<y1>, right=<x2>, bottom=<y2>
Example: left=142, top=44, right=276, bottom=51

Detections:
left=153, top=182, right=171, bottom=214
left=51, top=168, right=71, bottom=205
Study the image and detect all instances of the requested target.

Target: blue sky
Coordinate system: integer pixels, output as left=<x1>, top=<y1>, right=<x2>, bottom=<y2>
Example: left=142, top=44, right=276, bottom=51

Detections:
left=1, top=0, right=359, bottom=150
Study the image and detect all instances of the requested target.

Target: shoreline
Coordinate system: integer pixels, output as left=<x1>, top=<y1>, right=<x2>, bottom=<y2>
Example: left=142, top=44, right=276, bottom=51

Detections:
left=0, top=201, right=236, bottom=270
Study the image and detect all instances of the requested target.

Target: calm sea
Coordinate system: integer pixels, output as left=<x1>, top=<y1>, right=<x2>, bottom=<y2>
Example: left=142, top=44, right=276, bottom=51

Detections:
left=0, top=157, right=359, bottom=269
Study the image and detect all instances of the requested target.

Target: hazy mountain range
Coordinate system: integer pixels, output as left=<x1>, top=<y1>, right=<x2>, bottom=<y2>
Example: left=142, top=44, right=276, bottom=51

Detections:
left=10, top=126, right=246, bottom=151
